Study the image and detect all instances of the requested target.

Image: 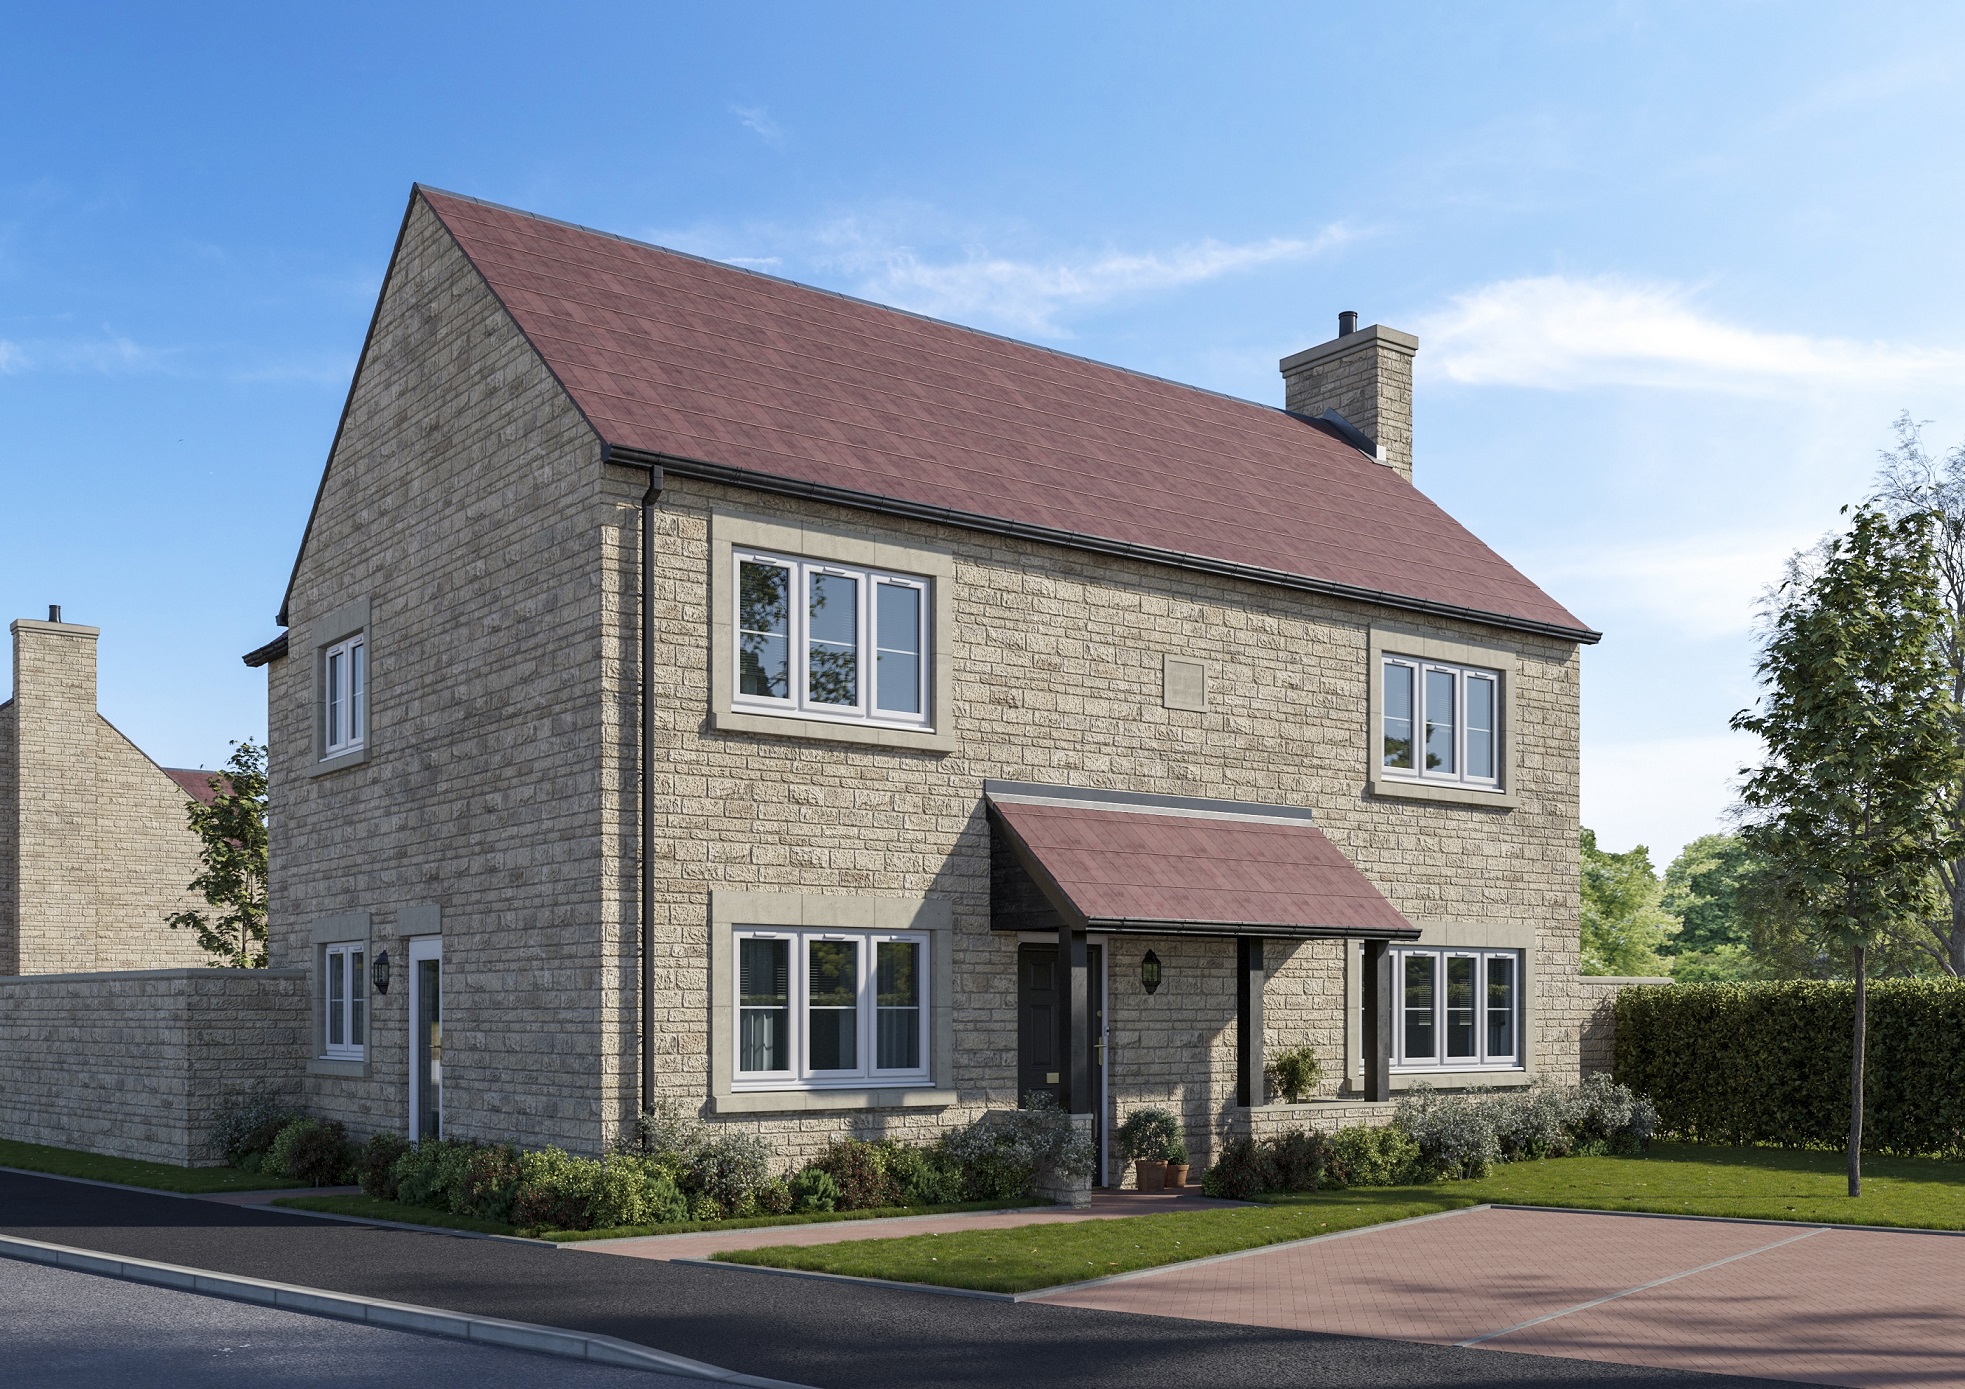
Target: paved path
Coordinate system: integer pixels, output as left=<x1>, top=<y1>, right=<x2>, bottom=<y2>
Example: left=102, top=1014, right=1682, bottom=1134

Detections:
left=2, top=1256, right=702, bottom=1388
left=583, top=1189, right=1240, bottom=1263
left=0, top=1169, right=1774, bottom=1389
left=1037, top=1206, right=1965, bottom=1388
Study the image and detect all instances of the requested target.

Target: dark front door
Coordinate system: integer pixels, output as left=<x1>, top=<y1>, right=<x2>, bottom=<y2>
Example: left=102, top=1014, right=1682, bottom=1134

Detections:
left=1017, top=943, right=1107, bottom=1184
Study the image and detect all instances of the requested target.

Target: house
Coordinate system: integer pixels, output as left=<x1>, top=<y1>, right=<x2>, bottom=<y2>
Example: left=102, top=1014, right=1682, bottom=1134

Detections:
left=234, top=185, right=1603, bottom=1177
left=1, top=609, right=220, bottom=975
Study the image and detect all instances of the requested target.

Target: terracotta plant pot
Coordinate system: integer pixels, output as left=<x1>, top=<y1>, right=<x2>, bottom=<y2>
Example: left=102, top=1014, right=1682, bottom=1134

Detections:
left=1135, top=1158, right=1167, bottom=1191
left=1164, top=1162, right=1190, bottom=1189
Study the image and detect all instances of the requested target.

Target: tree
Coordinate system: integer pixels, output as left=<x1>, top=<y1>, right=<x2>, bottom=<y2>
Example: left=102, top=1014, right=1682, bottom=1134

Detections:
left=1659, top=834, right=1758, bottom=982
left=1580, top=829, right=1679, bottom=976
left=167, top=739, right=269, bottom=968
left=1871, top=414, right=1965, bottom=976
left=1732, top=505, right=1963, bottom=1196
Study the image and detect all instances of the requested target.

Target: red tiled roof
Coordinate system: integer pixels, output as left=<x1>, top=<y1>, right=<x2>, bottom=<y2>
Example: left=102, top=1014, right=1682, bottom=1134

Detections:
left=989, top=797, right=1418, bottom=939
left=166, top=768, right=226, bottom=804
left=416, top=188, right=1594, bottom=642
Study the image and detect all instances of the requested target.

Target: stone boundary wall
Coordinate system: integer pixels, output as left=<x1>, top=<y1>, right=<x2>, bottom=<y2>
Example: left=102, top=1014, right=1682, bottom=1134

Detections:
left=0, top=967, right=307, bottom=1165
left=1579, top=975, right=1671, bottom=1076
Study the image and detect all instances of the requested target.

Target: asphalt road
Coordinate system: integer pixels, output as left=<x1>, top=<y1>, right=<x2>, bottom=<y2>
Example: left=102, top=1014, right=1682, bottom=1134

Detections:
left=2, top=1257, right=704, bottom=1388
left=0, top=1170, right=1803, bottom=1389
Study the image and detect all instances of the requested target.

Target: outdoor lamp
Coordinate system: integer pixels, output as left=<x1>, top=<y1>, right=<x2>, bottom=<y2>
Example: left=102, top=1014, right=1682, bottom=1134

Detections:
left=1140, top=950, right=1162, bottom=995
left=372, top=950, right=391, bottom=995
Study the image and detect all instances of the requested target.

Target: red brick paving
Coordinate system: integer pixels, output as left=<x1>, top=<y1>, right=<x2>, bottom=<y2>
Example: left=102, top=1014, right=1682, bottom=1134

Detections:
left=1036, top=1207, right=1965, bottom=1388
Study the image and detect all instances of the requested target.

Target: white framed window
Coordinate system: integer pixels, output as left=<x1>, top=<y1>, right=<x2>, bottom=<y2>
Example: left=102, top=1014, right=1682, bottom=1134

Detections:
left=733, top=928, right=930, bottom=1089
left=1393, top=947, right=1519, bottom=1071
left=1381, top=656, right=1498, bottom=787
left=323, top=634, right=366, bottom=757
left=733, top=549, right=930, bottom=730
left=322, top=941, right=367, bottom=1060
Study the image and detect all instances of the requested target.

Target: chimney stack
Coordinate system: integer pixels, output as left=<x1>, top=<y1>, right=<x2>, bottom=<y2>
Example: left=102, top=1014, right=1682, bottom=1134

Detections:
left=1280, top=315, right=1419, bottom=480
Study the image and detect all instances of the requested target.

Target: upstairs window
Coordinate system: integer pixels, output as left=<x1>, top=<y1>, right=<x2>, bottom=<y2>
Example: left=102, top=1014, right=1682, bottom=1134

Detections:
left=323, top=634, right=366, bottom=757
left=1381, top=656, right=1498, bottom=787
left=323, top=941, right=366, bottom=1060
left=734, top=550, right=930, bottom=729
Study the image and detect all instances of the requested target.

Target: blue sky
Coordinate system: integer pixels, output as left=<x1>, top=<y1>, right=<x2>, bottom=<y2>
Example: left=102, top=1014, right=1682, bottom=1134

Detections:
left=5, top=3, right=1963, bottom=864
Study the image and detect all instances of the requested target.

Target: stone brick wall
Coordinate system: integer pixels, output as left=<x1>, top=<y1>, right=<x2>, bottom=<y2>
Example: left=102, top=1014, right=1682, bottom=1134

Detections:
left=267, top=195, right=622, bottom=1153
left=1, top=620, right=210, bottom=975
left=1280, top=326, right=1418, bottom=479
left=0, top=967, right=307, bottom=1164
left=1579, top=976, right=1671, bottom=1076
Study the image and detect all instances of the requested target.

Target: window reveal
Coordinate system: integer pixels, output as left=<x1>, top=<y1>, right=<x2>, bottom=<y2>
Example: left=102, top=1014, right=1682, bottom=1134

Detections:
left=735, top=550, right=930, bottom=729
left=1381, top=656, right=1498, bottom=788
left=323, top=941, right=366, bottom=1060
left=1393, top=947, right=1518, bottom=1070
left=323, top=634, right=366, bottom=757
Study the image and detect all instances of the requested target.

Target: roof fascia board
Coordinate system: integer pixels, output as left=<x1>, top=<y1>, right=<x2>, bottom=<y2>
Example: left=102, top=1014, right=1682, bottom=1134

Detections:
left=1076, top=917, right=1423, bottom=941
left=614, top=444, right=1601, bottom=645
left=984, top=779, right=1315, bottom=827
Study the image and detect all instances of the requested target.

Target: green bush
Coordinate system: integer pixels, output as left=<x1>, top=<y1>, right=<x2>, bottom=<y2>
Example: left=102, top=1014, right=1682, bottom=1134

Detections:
left=755, top=1176, right=795, bottom=1215
left=210, top=1088, right=302, bottom=1170
left=1325, top=1124, right=1421, bottom=1187
left=1615, top=979, right=1965, bottom=1156
left=804, top=1138, right=900, bottom=1211
left=266, top=1118, right=353, bottom=1186
left=1200, top=1136, right=1273, bottom=1199
left=1115, top=1107, right=1182, bottom=1161
left=1264, top=1046, right=1323, bottom=1103
left=790, top=1166, right=841, bottom=1213
left=357, top=1133, right=411, bottom=1199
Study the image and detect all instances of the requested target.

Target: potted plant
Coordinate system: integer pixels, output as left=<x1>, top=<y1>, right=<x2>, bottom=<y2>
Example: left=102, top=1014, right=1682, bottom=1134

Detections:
left=1164, top=1140, right=1190, bottom=1189
left=1116, top=1107, right=1183, bottom=1191
left=1264, top=1045, right=1323, bottom=1104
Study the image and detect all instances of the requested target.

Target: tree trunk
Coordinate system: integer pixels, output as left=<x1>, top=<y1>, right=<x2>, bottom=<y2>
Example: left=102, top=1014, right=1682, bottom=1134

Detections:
left=1849, top=942, right=1867, bottom=1198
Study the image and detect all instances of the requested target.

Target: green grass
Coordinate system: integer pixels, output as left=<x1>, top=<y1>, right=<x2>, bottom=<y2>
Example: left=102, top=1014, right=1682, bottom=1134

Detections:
left=715, top=1142, right=1965, bottom=1294
left=273, top=1193, right=1035, bottom=1242
left=0, top=1137, right=306, bottom=1195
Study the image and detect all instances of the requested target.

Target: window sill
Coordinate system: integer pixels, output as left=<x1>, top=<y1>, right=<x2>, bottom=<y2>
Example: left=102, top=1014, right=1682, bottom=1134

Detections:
left=308, top=1057, right=369, bottom=1078
left=711, top=707, right=954, bottom=754
left=307, top=745, right=372, bottom=778
left=1367, top=774, right=1517, bottom=810
left=709, top=1086, right=957, bottom=1115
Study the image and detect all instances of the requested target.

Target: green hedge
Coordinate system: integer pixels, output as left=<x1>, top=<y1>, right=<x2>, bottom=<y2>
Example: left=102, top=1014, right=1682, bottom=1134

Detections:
left=1614, top=980, right=1965, bottom=1156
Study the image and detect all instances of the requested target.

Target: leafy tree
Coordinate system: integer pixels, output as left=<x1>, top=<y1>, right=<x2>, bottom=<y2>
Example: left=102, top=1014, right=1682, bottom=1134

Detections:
left=1579, top=829, right=1678, bottom=976
left=1732, top=505, right=1964, bottom=1195
left=1659, top=834, right=1758, bottom=981
left=1871, top=414, right=1965, bottom=976
left=167, top=739, right=269, bottom=968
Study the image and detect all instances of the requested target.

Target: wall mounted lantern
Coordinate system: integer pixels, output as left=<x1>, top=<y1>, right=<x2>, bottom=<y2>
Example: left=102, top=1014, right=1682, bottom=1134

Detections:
left=1140, top=950, right=1162, bottom=996
left=372, top=950, right=391, bottom=995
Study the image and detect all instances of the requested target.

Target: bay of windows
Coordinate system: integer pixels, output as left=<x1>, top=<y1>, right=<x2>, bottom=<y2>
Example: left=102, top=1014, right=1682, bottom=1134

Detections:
left=323, top=941, right=366, bottom=1060
left=735, top=929, right=929, bottom=1088
left=735, top=550, right=929, bottom=728
left=1382, top=656, right=1497, bottom=787
left=1393, top=947, right=1518, bottom=1070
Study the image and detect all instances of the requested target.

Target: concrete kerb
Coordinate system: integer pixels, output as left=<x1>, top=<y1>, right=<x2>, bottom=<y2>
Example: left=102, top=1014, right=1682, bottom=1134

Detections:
left=0, top=1232, right=812, bottom=1388
left=686, top=1203, right=1492, bottom=1303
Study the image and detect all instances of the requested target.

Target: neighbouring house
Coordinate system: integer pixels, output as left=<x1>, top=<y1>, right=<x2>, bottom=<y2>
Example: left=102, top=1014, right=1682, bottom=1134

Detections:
left=228, top=185, right=1605, bottom=1182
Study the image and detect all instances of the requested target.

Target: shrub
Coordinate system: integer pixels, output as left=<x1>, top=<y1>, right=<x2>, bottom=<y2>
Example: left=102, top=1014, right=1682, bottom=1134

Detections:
left=1200, top=1135, right=1273, bottom=1199
left=1265, top=1046, right=1324, bottom=1103
left=210, top=1088, right=302, bottom=1170
left=357, top=1133, right=412, bottom=1199
left=455, top=1143, right=524, bottom=1222
left=1264, top=1129, right=1330, bottom=1192
left=790, top=1167, right=840, bottom=1213
left=1494, top=1081, right=1575, bottom=1162
left=1325, top=1124, right=1421, bottom=1187
left=939, top=1093, right=1094, bottom=1200
left=390, top=1140, right=455, bottom=1210
left=1569, top=1073, right=1656, bottom=1155
left=754, top=1177, right=795, bottom=1215
left=1116, top=1107, right=1182, bottom=1161
left=1396, top=1084, right=1502, bottom=1180
left=687, top=1131, right=773, bottom=1217
left=612, top=1101, right=709, bottom=1161
left=880, top=1140, right=965, bottom=1206
left=805, top=1138, right=899, bottom=1211
left=266, top=1117, right=353, bottom=1186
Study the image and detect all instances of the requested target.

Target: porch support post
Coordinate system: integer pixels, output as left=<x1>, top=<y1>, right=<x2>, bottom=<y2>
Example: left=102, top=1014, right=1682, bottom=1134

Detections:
left=1236, top=936, right=1265, bottom=1107
left=1362, top=939, right=1393, bottom=1102
left=1059, top=926, right=1092, bottom=1113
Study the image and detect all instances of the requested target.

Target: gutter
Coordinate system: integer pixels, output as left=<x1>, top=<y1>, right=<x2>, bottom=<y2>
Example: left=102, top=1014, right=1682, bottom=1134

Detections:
left=602, top=443, right=1601, bottom=646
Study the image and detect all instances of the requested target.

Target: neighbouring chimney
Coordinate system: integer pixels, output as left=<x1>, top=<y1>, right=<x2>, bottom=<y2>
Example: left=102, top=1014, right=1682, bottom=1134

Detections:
left=1280, top=314, right=1419, bottom=481
left=7, top=613, right=105, bottom=973
left=47, top=605, right=60, bottom=623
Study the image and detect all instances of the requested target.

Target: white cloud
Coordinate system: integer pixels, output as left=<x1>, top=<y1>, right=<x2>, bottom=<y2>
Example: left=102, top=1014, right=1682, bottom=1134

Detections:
left=1583, top=733, right=1762, bottom=865
left=1524, top=532, right=1806, bottom=640
left=0, top=340, right=24, bottom=373
left=1419, top=275, right=1965, bottom=394
left=730, top=104, right=782, bottom=143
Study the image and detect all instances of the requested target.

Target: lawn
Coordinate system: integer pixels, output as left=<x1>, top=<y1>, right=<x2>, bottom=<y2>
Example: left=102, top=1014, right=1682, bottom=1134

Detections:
left=274, top=1192, right=1037, bottom=1242
left=0, top=1137, right=306, bottom=1195
left=713, top=1142, right=1965, bottom=1294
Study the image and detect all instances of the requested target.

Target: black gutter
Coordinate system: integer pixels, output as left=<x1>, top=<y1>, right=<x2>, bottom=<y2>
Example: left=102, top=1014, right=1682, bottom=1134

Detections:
left=603, top=443, right=1602, bottom=646
left=639, top=465, right=663, bottom=1117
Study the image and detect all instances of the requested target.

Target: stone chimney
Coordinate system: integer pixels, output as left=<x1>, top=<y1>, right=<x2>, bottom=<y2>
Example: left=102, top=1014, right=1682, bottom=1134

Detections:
left=1280, top=314, right=1419, bottom=481
left=5, top=614, right=103, bottom=973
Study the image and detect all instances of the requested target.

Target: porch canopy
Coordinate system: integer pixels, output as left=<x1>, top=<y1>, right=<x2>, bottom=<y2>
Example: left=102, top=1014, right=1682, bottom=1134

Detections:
left=985, top=781, right=1420, bottom=942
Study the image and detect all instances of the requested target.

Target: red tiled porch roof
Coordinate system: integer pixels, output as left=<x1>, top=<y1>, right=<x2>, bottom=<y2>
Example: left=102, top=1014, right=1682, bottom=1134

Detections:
left=988, top=790, right=1418, bottom=940
left=411, top=187, right=1594, bottom=644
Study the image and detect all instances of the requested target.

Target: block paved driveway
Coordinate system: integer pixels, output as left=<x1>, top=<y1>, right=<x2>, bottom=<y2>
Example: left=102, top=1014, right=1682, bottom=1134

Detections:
left=1037, top=1205, right=1965, bottom=1388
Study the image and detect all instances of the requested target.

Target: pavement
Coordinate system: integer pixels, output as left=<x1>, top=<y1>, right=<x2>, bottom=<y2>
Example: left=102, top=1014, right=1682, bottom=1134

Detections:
left=1, top=1256, right=709, bottom=1388
left=0, top=1168, right=1777, bottom=1388
left=1038, top=1205, right=1965, bottom=1388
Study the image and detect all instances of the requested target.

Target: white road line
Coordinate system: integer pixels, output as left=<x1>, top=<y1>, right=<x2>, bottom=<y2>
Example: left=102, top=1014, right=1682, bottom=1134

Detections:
left=1456, top=1225, right=1831, bottom=1347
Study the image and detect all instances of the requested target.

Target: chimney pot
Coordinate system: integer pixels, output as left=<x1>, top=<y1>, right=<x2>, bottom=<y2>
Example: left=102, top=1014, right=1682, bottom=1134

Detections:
left=1338, top=311, right=1358, bottom=336
left=48, top=605, right=60, bottom=623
